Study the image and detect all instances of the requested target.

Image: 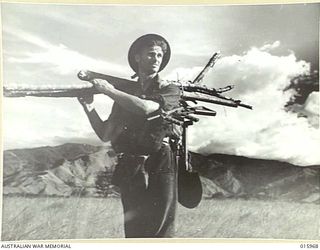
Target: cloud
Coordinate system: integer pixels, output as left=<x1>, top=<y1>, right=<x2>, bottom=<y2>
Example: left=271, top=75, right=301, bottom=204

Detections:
left=304, top=92, right=319, bottom=115
left=3, top=94, right=114, bottom=150
left=259, top=41, right=281, bottom=51
left=165, top=66, right=203, bottom=82
left=166, top=43, right=319, bottom=166
left=288, top=92, right=320, bottom=128
left=3, top=27, right=126, bottom=76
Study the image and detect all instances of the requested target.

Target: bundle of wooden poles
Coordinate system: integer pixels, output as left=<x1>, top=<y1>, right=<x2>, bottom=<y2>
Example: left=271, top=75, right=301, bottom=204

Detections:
left=4, top=70, right=252, bottom=110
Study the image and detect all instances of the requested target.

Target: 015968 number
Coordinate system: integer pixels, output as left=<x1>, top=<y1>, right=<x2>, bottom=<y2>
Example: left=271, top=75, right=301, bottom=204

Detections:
left=300, top=244, right=319, bottom=248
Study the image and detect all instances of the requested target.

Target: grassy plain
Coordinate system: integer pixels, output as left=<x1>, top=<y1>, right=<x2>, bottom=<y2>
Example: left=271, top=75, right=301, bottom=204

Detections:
left=1, top=196, right=319, bottom=240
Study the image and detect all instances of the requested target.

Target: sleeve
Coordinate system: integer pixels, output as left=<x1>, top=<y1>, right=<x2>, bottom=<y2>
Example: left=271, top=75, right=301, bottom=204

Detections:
left=105, top=103, right=120, bottom=123
left=149, top=84, right=181, bottom=111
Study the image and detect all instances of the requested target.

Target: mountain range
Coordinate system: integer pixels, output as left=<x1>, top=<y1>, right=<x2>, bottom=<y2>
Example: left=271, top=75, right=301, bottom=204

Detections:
left=3, top=143, right=319, bottom=204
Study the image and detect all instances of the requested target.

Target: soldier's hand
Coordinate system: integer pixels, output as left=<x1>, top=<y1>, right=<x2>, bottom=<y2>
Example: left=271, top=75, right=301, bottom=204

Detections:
left=77, top=94, right=94, bottom=106
left=172, top=124, right=183, bottom=139
left=91, top=79, right=115, bottom=94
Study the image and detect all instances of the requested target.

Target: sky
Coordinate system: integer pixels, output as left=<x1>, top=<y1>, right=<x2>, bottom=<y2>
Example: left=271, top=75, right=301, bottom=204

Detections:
left=2, top=2, right=319, bottom=166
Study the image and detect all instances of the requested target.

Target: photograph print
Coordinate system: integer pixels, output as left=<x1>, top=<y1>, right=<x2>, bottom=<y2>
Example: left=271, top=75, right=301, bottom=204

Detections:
left=1, top=2, right=319, bottom=240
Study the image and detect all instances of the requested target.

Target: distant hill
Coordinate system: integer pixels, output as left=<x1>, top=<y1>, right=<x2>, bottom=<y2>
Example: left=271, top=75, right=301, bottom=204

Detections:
left=3, top=143, right=116, bottom=197
left=191, top=153, right=320, bottom=203
left=3, top=143, right=319, bottom=203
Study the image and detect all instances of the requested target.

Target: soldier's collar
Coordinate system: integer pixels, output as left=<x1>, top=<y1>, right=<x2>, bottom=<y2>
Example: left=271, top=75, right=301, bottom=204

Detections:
left=139, top=74, right=159, bottom=92
left=138, top=74, right=171, bottom=94
left=149, top=75, right=171, bottom=89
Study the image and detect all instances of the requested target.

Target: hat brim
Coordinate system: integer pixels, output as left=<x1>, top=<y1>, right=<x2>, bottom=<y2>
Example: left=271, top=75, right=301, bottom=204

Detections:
left=128, top=34, right=171, bottom=74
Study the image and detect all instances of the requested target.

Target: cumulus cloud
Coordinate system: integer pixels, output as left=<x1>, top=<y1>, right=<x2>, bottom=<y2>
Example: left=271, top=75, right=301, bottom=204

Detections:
left=166, top=44, right=319, bottom=166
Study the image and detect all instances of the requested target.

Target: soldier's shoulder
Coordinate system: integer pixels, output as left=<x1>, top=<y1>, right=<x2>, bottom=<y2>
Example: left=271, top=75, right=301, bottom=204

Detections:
left=159, top=79, right=180, bottom=90
left=115, top=80, right=138, bottom=94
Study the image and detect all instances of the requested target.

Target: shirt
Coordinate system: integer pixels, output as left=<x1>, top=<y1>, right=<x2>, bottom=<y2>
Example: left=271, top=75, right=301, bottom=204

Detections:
left=107, top=75, right=181, bottom=155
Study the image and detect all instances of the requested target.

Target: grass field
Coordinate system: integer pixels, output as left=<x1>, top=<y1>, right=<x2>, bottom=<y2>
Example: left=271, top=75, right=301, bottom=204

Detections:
left=1, top=196, right=319, bottom=240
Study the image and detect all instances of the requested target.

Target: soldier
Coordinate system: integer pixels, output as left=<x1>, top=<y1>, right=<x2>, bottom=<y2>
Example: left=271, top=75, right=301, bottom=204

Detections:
left=78, top=34, right=181, bottom=238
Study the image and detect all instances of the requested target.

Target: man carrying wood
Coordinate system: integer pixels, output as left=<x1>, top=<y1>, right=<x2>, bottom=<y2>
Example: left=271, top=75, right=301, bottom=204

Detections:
left=78, top=34, right=181, bottom=238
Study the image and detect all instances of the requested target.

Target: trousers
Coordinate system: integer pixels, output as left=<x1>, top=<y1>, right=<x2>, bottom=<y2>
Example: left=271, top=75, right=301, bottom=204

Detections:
left=113, top=143, right=177, bottom=238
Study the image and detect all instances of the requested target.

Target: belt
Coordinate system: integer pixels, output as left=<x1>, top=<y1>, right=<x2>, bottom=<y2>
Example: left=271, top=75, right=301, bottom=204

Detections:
left=118, top=153, right=149, bottom=162
left=117, top=138, right=171, bottom=159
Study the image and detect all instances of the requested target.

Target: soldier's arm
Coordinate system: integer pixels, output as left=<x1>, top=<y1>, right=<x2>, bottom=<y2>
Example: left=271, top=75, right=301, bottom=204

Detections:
left=92, top=79, right=160, bottom=116
left=78, top=96, right=118, bottom=142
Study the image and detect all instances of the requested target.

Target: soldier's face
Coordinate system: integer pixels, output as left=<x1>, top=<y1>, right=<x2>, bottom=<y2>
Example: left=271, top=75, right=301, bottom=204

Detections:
left=135, top=45, right=164, bottom=75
